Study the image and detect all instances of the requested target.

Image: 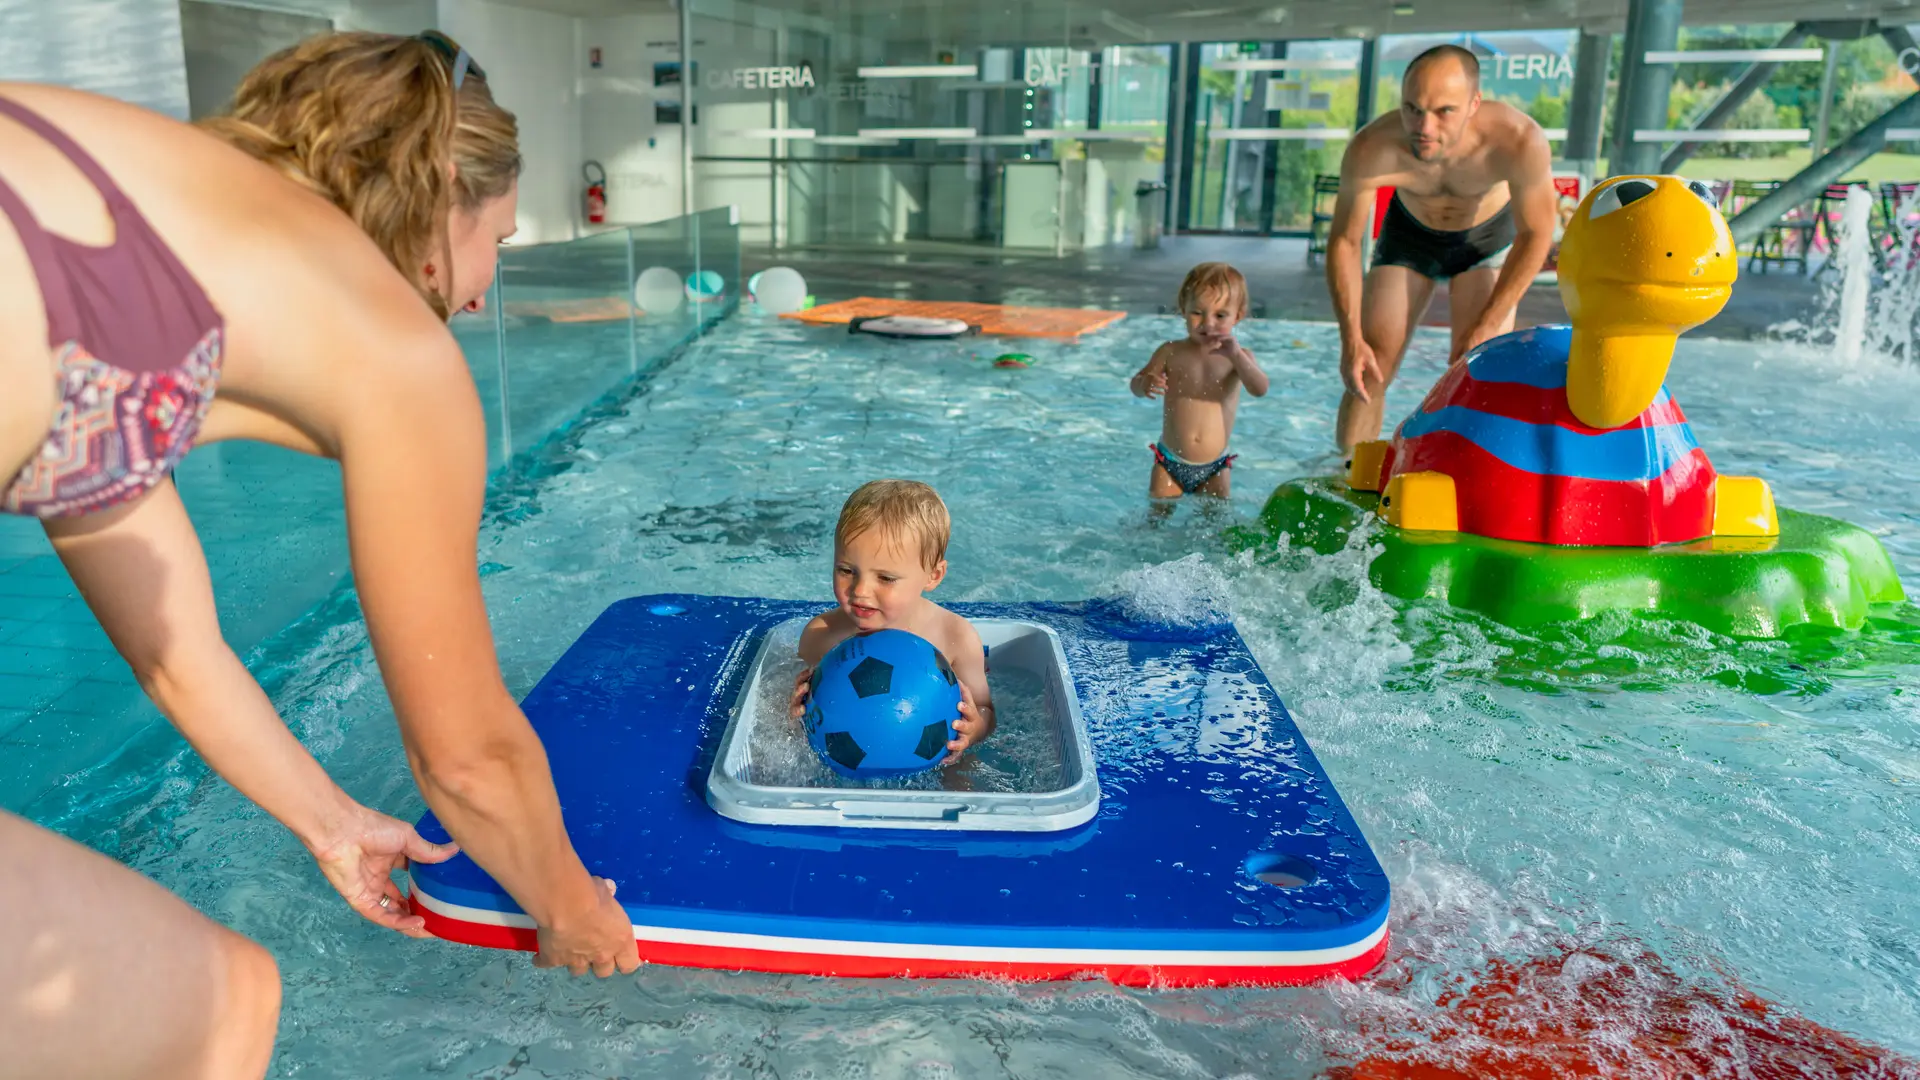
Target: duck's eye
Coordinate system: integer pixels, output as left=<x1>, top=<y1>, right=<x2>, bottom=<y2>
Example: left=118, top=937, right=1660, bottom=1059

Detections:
left=1683, top=177, right=1719, bottom=209
left=1589, top=178, right=1655, bottom=219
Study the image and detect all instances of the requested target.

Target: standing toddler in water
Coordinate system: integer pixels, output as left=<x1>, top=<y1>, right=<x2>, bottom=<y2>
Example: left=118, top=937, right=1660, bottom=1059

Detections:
left=1129, top=262, right=1270, bottom=500
left=788, top=479, right=994, bottom=761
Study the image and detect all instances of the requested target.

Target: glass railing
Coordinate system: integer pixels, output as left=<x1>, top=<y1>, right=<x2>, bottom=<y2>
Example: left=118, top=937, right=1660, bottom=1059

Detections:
left=0, top=209, right=741, bottom=815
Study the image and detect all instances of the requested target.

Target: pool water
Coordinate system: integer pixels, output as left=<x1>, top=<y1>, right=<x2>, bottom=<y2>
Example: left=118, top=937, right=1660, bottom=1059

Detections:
left=740, top=618, right=1064, bottom=794
left=43, top=312, right=1920, bottom=1077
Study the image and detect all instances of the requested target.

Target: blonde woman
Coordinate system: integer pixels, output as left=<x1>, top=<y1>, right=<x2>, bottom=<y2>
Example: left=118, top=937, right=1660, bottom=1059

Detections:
left=0, top=32, right=637, bottom=1079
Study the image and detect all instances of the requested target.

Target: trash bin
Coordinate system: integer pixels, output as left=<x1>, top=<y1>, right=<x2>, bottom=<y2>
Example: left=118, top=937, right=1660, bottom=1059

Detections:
left=1135, top=179, right=1167, bottom=250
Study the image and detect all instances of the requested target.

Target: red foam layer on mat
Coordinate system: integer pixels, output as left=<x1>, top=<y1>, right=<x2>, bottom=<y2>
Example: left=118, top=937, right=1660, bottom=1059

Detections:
left=415, top=903, right=1388, bottom=988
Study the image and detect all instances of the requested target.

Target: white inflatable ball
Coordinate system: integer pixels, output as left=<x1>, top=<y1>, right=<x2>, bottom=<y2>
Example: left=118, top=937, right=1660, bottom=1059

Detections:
left=753, top=266, right=808, bottom=314
left=634, top=266, right=685, bottom=315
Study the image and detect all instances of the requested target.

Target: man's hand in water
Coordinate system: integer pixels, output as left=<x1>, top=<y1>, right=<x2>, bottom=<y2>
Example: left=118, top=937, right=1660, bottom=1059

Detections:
left=1342, top=337, right=1383, bottom=403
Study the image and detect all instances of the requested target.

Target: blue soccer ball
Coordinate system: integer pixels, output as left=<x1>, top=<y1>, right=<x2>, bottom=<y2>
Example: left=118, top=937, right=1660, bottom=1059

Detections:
left=802, top=629, right=961, bottom=778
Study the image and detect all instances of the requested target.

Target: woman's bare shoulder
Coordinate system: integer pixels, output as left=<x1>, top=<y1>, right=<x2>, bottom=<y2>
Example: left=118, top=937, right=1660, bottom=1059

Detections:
left=3, top=85, right=444, bottom=357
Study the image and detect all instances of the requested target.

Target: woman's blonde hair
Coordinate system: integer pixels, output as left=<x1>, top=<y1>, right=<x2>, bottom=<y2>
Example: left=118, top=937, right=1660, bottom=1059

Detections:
left=197, top=31, right=521, bottom=320
left=836, top=480, right=951, bottom=571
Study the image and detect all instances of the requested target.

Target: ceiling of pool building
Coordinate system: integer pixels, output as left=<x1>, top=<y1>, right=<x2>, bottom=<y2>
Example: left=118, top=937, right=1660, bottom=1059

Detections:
left=345, top=0, right=1920, bottom=49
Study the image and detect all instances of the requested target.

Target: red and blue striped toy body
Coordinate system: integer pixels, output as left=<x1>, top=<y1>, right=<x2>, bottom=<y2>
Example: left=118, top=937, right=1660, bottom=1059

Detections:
left=1382, top=325, right=1717, bottom=546
left=407, top=595, right=1391, bottom=988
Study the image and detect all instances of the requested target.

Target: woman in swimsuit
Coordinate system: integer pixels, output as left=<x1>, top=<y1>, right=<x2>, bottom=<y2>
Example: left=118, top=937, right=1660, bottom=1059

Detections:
left=0, top=33, right=637, bottom=1078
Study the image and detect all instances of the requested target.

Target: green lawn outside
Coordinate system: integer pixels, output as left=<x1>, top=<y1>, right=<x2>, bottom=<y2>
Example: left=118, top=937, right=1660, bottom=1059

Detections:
left=1596, top=150, right=1920, bottom=185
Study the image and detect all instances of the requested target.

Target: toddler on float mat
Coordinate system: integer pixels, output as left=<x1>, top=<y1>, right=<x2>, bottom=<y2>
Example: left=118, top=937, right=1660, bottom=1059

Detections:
left=789, top=479, right=994, bottom=761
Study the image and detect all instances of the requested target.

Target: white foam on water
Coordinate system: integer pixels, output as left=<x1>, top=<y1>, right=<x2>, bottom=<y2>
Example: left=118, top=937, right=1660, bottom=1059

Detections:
left=1110, top=552, right=1234, bottom=629
left=1773, top=184, right=1920, bottom=380
left=1836, top=185, right=1876, bottom=366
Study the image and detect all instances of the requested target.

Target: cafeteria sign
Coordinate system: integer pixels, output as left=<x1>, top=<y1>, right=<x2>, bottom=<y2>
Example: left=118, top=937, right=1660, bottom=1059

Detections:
left=1488, top=53, right=1573, bottom=81
left=706, top=63, right=816, bottom=89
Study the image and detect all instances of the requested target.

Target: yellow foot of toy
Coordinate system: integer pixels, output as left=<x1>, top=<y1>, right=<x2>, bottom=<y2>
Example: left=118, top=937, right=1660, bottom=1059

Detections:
left=1381, top=471, right=1459, bottom=531
left=1713, top=476, right=1780, bottom=537
left=1346, top=440, right=1390, bottom=492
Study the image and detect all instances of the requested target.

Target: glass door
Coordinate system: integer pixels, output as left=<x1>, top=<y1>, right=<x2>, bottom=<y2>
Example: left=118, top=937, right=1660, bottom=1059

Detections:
left=1176, top=39, right=1362, bottom=234
left=1265, top=39, right=1362, bottom=232
left=1182, top=42, right=1267, bottom=232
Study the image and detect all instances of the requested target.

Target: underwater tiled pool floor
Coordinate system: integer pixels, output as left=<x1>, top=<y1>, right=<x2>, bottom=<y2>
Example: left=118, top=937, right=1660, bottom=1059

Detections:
left=0, top=309, right=717, bottom=813
left=0, top=451, right=350, bottom=809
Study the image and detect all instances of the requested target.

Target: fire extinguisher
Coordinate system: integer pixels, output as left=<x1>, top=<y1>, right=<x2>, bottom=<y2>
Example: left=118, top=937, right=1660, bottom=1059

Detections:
left=583, top=161, right=607, bottom=225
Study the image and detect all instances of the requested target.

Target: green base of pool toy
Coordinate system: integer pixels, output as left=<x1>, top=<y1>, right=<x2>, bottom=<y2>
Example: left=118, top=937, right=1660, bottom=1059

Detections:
left=992, top=353, right=1033, bottom=369
left=1227, top=476, right=1908, bottom=639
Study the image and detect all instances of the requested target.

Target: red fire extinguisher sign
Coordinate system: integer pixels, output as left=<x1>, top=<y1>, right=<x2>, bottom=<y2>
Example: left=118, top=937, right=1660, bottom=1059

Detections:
left=583, top=160, right=607, bottom=225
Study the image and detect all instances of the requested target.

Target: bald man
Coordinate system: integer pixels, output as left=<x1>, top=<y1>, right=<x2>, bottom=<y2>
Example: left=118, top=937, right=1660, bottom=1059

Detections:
left=1325, top=44, right=1557, bottom=450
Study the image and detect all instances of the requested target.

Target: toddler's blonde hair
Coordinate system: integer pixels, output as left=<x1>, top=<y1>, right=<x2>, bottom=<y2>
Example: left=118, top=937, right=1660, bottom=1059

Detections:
left=1176, top=262, right=1249, bottom=318
left=836, top=480, right=950, bottom=570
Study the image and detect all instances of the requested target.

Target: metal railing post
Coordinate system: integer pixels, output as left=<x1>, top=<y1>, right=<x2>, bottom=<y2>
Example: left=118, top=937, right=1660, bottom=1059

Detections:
left=692, top=209, right=704, bottom=338
left=625, top=225, right=638, bottom=375
left=492, top=258, right=511, bottom=461
left=679, top=0, right=694, bottom=218
left=1355, top=38, right=1379, bottom=127
left=1611, top=0, right=1685, bottom=176
left=1564, top=30, right=1611, bottom=171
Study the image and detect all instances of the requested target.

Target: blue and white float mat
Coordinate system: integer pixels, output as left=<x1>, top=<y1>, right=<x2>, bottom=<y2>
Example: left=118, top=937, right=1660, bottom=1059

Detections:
left=407, top=595, right=1391, bottom=987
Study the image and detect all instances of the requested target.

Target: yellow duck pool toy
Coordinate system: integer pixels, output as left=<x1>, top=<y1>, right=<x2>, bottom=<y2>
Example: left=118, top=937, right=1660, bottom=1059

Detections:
left=1235, top=176, right=1905, bottom=638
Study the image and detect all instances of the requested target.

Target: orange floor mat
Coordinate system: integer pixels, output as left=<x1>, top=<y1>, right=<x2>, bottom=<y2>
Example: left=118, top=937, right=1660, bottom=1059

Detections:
left=502, top=297, right=635, bottom=323
left=781, top=298, right=1127, bottom=339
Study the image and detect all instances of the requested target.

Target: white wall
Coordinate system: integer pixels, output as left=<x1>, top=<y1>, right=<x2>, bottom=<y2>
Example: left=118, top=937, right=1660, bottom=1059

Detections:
left=438, top=0, right=582, bottom=243
left=342, top=0, right=435, bottom=34
left=577, top=2, right=821, bottom=239
left=181, top=1, right=333, bottom=119
left=0, top=0, right=191, bottom=119
left=577, top=9, right=686, bottom=227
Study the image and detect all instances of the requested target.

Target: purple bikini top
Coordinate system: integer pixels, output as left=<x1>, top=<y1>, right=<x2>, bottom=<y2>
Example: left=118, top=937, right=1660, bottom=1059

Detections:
left=0, top=95, right=224, bottom=519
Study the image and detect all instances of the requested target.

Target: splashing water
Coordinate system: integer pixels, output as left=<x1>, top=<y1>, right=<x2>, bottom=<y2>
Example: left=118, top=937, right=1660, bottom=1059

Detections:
left=1776, top=184, right=1920, bottom=369
left=1110, top=552, right=1235, bottom=630
left=1836, top=185, right=1874, bottom=366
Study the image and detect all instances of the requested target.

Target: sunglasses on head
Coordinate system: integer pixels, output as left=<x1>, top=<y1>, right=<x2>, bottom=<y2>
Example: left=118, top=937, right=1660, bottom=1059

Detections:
left=416, top=30, right=485, bottom=91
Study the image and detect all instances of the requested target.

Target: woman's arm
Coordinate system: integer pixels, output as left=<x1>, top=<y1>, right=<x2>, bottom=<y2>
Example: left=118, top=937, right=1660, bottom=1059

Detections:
left=327, top=325, right=637, bottom=976
left=43, top=481, right=453, bottom=935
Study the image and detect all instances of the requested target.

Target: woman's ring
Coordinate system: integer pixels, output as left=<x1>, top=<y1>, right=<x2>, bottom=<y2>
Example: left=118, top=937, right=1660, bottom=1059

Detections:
left=378, top=895, right=392, bottom=909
